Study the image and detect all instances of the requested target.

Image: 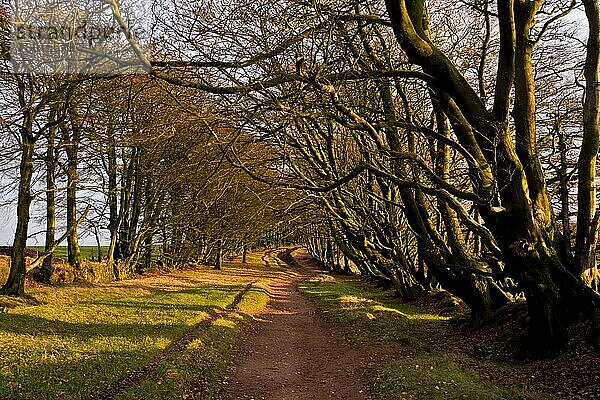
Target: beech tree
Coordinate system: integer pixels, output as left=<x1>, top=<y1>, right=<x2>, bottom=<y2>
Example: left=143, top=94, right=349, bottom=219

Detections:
left=140, top=0, right=600, bottom=355
left=380, top=0, right=600, bottom=354
left=0, top=71, right=69, bottom=295
left=0, top=0, right=597, bottom=357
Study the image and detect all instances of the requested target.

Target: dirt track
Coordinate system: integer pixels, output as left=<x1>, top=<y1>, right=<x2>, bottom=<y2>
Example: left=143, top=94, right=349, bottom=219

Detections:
left=219, top=249, right=374, bottom=400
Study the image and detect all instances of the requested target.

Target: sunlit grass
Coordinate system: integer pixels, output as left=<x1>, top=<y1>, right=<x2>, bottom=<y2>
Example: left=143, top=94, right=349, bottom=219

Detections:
left=118, top=315, right=247, bottom=400
left=298, top=274, right=553, bottom=400
left=0, top=250, right=283, bottom=400
left=0, top=286, right=237, bottom=399
left=299, top=278, right=448, bottom=345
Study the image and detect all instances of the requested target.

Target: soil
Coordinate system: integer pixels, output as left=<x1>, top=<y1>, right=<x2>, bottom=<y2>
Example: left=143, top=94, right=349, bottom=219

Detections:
left=219, top=249, right=383, bottom=400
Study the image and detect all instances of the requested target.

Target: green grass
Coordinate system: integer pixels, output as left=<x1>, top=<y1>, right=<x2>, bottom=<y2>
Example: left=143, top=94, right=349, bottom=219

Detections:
left=298, top=275, right=553, bottom=400
left=114, top=284, right=274, bottom=400
left=0, top=252, right=280, bottom=400
left=0, top=286, right=238, bottom=399
left=28, top=246, right=109, bottom=261
left=299, top=276, right=448, bottom=346
left=118, top=313, right=246, bottom=400
left=371, top=352, right=550, bottom=400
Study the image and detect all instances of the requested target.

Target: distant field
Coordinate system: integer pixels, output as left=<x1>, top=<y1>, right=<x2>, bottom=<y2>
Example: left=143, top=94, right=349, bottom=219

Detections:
left=27, top=246, right=109, bottom=261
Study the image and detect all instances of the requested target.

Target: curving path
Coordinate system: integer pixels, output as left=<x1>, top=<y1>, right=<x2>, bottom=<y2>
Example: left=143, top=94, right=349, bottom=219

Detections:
left=219, top=248, right=374, bottom=400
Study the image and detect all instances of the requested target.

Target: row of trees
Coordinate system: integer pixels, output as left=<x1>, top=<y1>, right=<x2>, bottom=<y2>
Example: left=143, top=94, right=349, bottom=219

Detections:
left=0, top=58, right=289, bottom=293
left=1, top=0, right=599, bottom=356
left=140, top=0, right=600, bottom=356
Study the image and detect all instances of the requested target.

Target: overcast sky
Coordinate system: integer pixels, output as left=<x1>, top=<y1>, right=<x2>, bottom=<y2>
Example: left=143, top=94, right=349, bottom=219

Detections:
left=0, top=207, right=14, bottom=246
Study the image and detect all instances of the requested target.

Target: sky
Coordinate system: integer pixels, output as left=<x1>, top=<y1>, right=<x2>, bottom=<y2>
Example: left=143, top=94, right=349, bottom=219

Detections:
left=0, top=207, right=15, bottom=246
left=0, top=205, right=99, bottom=247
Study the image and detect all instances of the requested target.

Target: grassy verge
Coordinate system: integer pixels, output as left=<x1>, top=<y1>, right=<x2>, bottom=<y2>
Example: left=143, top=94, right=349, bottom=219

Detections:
left=299, top=276, right=448, bottom=346
left=116, top=282, right=274, bottom=400
left=298, top=274, right=553, bottom=400
left=0, top=251, right=282, bottom=400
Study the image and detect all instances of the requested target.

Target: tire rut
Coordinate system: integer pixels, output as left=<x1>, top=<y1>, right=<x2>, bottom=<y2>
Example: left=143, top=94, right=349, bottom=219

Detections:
left=99, top=282, right=254, bottom=400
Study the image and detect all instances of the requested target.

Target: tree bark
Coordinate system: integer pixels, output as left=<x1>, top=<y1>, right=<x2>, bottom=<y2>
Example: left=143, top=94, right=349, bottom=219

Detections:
left=41, top=112, right=57, bottom=283
left=128, top=152, right=143, bottom=257
left=556, top=116, right=572, bottom=262
left=513, top=0, right=552, bottom=230
left=576, top=0, right=600, bottom=276
left=214, top=239, right=223, bottom=270
left=118, top=149, right=136, bottom=259
left=242, top=243, right=248, bottom=264
left=93, top=226, right=103, bottom=262
left=107, top=132, right=120, bottom=277
left=2, top=129, right=35, bottom=295
left=64, top=110, right=82, bottom=269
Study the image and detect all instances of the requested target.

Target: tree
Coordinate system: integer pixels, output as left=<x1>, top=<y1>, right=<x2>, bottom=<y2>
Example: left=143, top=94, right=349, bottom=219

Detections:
left=576, top=0, right=600, bottom=277
left=0, top=72, right=66, bottom=295
left=382, top=0, right=599, bottom=354
left=141, top=0, right=600, bottom=355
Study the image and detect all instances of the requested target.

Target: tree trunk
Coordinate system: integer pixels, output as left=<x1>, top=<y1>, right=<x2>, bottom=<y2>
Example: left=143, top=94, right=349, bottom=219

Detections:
left=143, top=233, right=153, bottom=271
left=128, top=152, right=143, bottom=257
left=490, top=206, right=600, bottom=356
left=214, top=239, right=223, bottom=270
left=106, top=132, right=120, bottom=278
left=513, top=0, right=552, bottom=230
left=93, top=226, right=103, bottom=262
left=41, top=115, right=57, bottom=283
left=64, top=117, right=82, bottom=269
left=383, top=0, right=600, bottom=356
left=576, top=0, right=600, bottom=276
left=556, top=118, right=572, bottom=262
left=2, top=132, right=35, bottom=295
left=242, top=243, right=248, bottom=264
left=118, top=149, right=136, bottom=259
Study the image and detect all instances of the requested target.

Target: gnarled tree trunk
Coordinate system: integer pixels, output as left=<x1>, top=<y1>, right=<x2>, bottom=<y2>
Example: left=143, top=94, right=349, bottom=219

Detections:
left=2, top=126, right=35, bottom=296
left=576, top=0, right=600, bottom=277
left=383, top=0, right=600, bottom=354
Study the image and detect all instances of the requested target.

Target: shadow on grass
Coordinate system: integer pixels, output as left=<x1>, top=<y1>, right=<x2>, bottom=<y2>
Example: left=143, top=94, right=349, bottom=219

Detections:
left=299, top=279, right=449, bottom=346
left=0, top=348, right=161, bottom=400
left=0, top=310, right=216, bottom=339
left=0, top=285, right=253, bottom=338
left=0, top=293, right=45, bottom=309
left=0, top=283, right=257, bottom=400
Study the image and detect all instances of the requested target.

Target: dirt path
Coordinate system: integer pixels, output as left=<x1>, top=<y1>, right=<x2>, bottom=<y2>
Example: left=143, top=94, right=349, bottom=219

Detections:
left=220, top=249, right=375, bottom=400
